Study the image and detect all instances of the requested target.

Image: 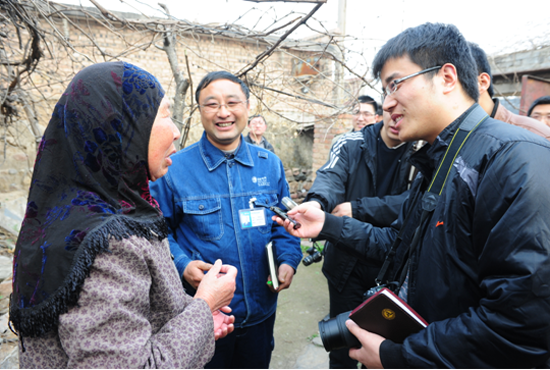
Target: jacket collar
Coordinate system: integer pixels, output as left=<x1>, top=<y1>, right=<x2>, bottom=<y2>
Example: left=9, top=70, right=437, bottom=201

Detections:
left=410, top=103, right=478, bottom=179
left=198, top=132, right=254, bottom=171
left=246, top=132, right=267, bottom=146
left=490, top=98, right=500, bottom=118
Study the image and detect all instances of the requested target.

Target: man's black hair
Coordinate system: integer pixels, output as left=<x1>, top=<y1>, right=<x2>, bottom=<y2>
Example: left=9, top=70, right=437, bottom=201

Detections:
left=357, top=95, right=379, bottom=113
left=248, top=114, right=267, bottom=126
left=528, top=96, right=550, bottom=117
left=468, top=42, right=494, bottom=98
left=195, top=71, right=250, bottom=104
left=372, top=22, right=479, bottom=102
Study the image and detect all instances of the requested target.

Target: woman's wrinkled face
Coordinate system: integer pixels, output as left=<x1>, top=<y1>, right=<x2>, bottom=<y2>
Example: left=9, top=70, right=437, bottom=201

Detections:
left=148, top=97, right=180, bottom=182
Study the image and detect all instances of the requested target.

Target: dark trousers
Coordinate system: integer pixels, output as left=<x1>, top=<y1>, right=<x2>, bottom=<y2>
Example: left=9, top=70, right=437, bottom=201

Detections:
left=328, top=262, right=379, bottom=369
left=205, top=312, right=276, bottom=369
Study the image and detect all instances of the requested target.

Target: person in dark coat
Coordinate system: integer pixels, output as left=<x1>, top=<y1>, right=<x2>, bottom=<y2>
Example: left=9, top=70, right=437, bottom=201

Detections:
left=243, top=114, right=275, bottom=153
left=274, top=22, right=550, bottom=368
left=304, top=111, right=416, bottom=368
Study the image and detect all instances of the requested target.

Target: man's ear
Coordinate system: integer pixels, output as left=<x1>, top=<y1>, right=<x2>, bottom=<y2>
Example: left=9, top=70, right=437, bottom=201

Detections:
left=375, top=115, right=380, bottom=122
left=477, top=72, right=491, bottom=95
left=440, top=63, right=459, bottom=95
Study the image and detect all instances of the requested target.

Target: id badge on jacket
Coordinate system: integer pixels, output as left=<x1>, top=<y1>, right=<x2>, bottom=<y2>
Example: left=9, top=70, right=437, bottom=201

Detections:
left=239, top=208, right=267, bottom=229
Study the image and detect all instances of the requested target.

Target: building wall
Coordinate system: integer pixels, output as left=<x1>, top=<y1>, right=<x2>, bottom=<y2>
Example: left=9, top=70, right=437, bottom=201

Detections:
left=1, top=8, right=340, bottom=193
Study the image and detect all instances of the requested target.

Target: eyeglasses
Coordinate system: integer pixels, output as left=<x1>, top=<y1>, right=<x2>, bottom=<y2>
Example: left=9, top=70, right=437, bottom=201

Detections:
left=199, top=100, right=248, bottom=113
left=382, top=66, right=441, bottom=99
left=353, top=111, right=375, bottom=118
left=531, top=113, right=550, bottom=121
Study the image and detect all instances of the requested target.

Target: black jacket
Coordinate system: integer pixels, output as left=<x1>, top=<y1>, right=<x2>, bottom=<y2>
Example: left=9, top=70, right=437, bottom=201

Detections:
left=319, top=104, right=550, bottom=368
left=243, top=133, right=275, bottom=153
left=305, top=121, right=416, bottom=291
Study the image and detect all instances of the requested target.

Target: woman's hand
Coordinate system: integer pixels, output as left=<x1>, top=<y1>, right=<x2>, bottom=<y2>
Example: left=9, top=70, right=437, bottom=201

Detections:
left=194, top=259, right=237, bottom=312
left=213, top=308, right=235, bottom=340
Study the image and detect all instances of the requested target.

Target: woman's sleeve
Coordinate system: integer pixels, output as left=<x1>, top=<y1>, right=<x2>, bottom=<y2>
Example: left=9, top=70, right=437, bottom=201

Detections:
left=57, top=236, right=215, bottom=369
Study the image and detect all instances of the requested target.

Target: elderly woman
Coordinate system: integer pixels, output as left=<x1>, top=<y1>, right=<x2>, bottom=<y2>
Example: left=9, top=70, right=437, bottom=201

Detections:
left=10, top=62, right=237, bottom=368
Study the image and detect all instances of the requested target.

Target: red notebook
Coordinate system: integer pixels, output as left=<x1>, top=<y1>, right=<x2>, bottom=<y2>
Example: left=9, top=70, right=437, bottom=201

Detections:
left=349, top=288, right=428, bottom=343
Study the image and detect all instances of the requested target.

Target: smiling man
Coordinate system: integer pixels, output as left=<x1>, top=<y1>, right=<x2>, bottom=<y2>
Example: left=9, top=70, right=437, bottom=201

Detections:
left=274, top=23, right=550, bottom=368
left=150, top=71, right=301, bottom=369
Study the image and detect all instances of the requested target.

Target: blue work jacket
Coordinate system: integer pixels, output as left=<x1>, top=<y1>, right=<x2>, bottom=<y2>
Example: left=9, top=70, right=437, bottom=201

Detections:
left=150, top=132, right=301, bottom=327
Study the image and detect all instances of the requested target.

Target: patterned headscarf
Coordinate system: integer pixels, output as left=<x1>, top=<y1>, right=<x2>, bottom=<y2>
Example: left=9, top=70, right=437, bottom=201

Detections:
left=10, top=61, right=167, bottom=338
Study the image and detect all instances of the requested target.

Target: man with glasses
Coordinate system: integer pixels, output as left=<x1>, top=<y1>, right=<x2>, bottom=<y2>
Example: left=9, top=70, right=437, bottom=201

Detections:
left=150, top=71, right=301, bottom=369
left=330, top=95, right=379, bottom=150
left=351, top=95, right=379, bottom=132
left=244, top=115, right=276, bottom=153
left=304, top=109, right=417, bottom=368
left=274, top=23, right=550, bottom=368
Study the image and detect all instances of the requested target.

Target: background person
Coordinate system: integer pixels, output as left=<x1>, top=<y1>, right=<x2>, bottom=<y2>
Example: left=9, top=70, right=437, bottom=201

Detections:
left=243, top=114, right=275, bottom=153
left=329, top=95, right=380, bottom=150
left=10, top=62, right=237, bottom=369
left=469, top=42, right=550, bottom=139
left=275, top=23, right=550, bottom=368
left=150, top=71, right=302, bottom=369
left=304, top=110, right=416, bottom=368
left=528, top=95, right=550, bottom=127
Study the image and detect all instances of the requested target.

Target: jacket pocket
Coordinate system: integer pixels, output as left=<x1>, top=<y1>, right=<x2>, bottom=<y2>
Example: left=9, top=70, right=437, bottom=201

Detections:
left=183, top=198, right=223, bottom=241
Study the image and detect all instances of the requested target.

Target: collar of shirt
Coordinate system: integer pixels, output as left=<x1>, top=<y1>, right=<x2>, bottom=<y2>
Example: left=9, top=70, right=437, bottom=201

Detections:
left=199, top=132, right=254, bottom=171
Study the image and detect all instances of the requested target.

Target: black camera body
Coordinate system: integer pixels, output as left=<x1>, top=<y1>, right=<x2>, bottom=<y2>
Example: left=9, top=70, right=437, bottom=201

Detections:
left=302, top=246, right=322, bottom=266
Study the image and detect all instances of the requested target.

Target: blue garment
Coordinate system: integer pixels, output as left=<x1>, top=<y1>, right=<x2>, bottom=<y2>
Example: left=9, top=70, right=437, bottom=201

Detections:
left=150, top=132, right=301, bottom=328
left=204, top=312, right=276, bottom=369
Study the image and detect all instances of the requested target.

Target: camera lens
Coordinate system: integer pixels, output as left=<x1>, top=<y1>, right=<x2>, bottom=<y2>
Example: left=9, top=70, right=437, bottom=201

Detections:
left=318, top=311, right=360, bottom=352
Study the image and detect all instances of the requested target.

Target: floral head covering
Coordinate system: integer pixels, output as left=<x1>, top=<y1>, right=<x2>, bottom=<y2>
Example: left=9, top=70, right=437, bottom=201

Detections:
left=10, top=61, right=167, bottom=338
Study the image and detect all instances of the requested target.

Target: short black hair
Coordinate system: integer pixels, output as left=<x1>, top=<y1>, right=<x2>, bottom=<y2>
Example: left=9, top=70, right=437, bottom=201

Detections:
left=468, top=42, right=494, bottom=98
left=372, top=22, right=479, bottom=102
left=528, top=96, right=550, bottom=116
left=248, top=114, right=267, bottom=126
left=357, top=95, right=379, bottom=113
left=195, top=71, right=250, bottom=104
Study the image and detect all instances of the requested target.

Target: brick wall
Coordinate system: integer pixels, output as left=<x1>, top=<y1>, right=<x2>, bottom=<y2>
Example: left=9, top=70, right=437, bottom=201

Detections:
left=1, top=8, right=340, bottom=192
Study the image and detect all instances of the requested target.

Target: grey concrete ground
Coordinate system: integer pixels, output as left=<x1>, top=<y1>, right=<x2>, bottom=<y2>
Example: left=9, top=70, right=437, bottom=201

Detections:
left=270, top=253, right=330, bottom=369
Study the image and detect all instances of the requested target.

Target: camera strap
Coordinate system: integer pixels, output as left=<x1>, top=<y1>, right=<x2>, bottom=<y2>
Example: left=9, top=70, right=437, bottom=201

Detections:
left=375, top=104, right=488, bottom=291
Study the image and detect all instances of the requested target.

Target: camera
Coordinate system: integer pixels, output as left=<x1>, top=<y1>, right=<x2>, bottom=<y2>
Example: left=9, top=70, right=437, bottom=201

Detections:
left=302, top=245, right=322, bottom=266
left=318, top=286, right=383, bottom=351
left=318, top=310, right=359, bottom=351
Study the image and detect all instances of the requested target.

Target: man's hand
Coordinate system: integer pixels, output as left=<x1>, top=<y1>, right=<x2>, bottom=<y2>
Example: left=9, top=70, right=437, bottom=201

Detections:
left=267, top=263, right=295, bottom=293
left=301, top=201, right=322, bottom=210
left=346, top=319, right=385, bottom=369
left=194, top=259, right=238, bottom=312
left=184, top=260, right=213, bottom=289
left=332, top=202, right=352, bottom=218
left=272, top=202, right=325, bottom=239
left=212, top=308, right=235, bottom=340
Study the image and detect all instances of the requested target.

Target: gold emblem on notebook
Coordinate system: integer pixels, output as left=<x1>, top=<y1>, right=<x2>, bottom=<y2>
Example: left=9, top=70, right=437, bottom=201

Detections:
left=382, top=308, right=396, bottom=320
